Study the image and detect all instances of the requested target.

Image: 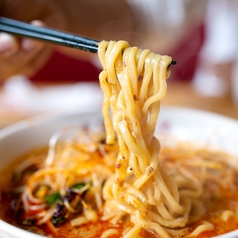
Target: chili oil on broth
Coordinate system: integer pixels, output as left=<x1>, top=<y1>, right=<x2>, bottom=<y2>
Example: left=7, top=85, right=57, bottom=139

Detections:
left=158, top=145, right=238, bottom=237
left=1, top=143, right=238, bottom=238
left=0, top=137, right=154, bottom=238
left=0, top=143, right=119, bottom=238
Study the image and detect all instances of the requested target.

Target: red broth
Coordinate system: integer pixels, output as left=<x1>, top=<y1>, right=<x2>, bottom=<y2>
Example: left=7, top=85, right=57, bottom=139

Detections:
left=1, top=146, right=238, bottom=238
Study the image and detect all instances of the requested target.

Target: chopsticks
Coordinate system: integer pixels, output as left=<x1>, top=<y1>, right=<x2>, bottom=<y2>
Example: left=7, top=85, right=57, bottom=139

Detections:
left=0, top=17, right=99, bottom=53
left=0, top=17, right=177, bottom=65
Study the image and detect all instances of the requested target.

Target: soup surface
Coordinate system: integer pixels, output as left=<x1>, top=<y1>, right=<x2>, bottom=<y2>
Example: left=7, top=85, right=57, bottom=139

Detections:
left=1, top=142, right=238, bottom=238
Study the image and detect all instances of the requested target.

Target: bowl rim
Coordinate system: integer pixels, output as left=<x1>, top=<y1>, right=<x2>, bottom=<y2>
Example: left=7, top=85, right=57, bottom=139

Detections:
left=1, top=106, right=237, bottom=137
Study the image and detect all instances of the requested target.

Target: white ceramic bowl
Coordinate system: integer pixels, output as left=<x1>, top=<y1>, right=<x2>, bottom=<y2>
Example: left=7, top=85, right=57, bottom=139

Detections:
left=0, top=106, right=238, bottom=238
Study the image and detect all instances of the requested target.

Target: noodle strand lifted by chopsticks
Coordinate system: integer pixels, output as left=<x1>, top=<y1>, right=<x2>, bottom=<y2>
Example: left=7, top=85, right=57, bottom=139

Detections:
left=98, top=40, right=205, bottom=237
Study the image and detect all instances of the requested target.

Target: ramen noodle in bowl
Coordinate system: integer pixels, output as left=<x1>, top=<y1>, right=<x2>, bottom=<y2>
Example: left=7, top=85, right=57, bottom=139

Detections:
left=1, top=40, right=238, bottom=238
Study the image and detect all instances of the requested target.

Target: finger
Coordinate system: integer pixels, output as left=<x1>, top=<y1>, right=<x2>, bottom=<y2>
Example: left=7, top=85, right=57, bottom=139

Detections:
left=21, top=37, right=44, bottom=53
left=23, top=21, right=53, bottom=77
left=21, top=20, right=45, bottom=53
left=0, top=43, right=47, bottom=78
left=0, top=38, right=47, bottom=77
left=0, top=20, right=52, bottom=80
left=0, top=33, right=20, bottom=58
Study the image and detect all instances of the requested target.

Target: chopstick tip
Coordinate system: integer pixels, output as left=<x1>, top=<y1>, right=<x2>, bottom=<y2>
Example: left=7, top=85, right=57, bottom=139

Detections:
left=171, top=59, right=177, bottom=66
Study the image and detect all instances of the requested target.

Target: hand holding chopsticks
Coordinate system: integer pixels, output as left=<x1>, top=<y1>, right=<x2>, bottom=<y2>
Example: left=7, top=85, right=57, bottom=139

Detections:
left=0, top=17, right=177, bottom=65
left=0, top=17, right=176, bottom=80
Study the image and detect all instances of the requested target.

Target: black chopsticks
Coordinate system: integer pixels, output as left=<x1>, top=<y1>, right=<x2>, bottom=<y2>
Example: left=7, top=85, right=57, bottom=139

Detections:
left=0, top=17, right=99, bottom=53
left=0, top=17, right=177, bottom=65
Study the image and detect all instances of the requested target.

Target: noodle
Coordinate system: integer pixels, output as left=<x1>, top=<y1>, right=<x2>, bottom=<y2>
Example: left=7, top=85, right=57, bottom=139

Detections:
left=98, top=40, right=202, bottom=237
left=2, top=40, right=238, bottom=238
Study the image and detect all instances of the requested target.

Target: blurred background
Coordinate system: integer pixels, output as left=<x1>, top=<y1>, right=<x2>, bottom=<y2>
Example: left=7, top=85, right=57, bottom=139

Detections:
left=0, top=0, right=237, bottom=128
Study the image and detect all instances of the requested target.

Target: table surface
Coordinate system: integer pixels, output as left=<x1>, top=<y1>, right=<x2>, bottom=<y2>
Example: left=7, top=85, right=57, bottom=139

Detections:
left=163, top=82, right=238, bottom=119
left=0, top=81, right=237, bottom=129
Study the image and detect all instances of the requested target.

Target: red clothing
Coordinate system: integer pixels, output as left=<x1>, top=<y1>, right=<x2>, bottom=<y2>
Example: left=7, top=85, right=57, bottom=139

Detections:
left=31, top=23, right=204, bottom=83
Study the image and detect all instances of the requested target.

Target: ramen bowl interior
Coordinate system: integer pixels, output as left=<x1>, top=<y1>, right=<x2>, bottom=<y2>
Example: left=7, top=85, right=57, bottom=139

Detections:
left=0, top=106, right=238, bottom=238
